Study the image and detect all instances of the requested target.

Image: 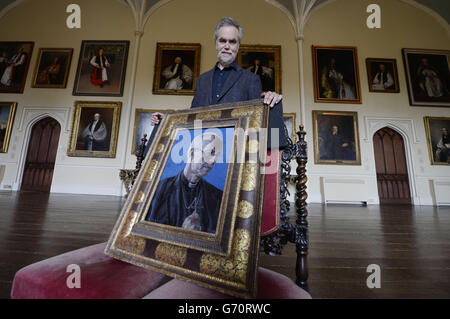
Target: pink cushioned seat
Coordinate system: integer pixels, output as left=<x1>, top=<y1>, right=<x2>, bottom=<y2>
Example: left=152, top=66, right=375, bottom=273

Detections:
left=11, top=242, right=171, bottom=299
left=11, top=242, right=311, bottom=299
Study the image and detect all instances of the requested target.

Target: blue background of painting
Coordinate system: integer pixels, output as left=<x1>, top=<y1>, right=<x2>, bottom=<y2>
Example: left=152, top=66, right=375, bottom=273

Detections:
left=160, top=127, right=234, bottom=191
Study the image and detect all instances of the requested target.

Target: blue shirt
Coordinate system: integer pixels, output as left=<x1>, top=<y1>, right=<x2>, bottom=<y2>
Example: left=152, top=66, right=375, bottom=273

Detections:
left=211, top=62, right=238, bottom=105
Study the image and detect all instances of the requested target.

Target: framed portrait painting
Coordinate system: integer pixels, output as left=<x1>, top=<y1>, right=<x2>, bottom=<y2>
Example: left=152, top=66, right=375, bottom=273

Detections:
left=0, top=102, right=17, bottom=153
left=366, top=58, right=400, bottom=93
left=283, top=112, right=297, bottom=143
left=237, top=44, right=281, bottom=93
left=312, top=45, right=362, bottom=104
left=424, top=117, right=450, bottom=165
left=402, top=48, right=450, bottom=107
left=131, top=108, right=173, bottom=154
left=0, top=41, right=34, bottom=93
left=105, top=99, right=270, bottom=298
left=31, top=48, right=73, bottom=88
left=67, top=101, right=122, bottom=158
left=312, top=110, right=361, bottom=165
left=152, top=43, right=201, bottom=95
left=72, top=40, right=130, bottom=96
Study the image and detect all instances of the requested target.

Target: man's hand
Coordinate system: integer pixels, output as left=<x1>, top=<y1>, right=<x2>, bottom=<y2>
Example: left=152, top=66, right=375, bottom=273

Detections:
left=182, top=212, right=201, bottom=231
left=261, top=91, right=283, bottom=108
left=150, top=112, right=165, bottom=126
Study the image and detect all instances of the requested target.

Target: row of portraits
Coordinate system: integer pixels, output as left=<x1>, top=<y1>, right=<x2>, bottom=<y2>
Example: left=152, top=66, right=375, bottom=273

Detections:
left=2, top=40, right=448, bottom=107
left=0, top=101, right=449, bottom=166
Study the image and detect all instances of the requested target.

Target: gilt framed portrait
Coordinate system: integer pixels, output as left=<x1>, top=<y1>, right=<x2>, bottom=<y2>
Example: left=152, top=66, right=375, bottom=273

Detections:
left=283, top=113, right=297, bottom=143
left=237, top=44, right=281, bottom=93
left=313, top=110, right=361, bottom=165
left=0, top=102, right=17, bottom=153
left=402, top=48, right=450, bottom=107
left=131, top=108, right=173, bottom=154
left=366, top=58, right=400, bottom=93
left=424, top=117, right=450, bottom=165
left=312, top=45, right=362, bottom=104
left=105, top=99, right=270, bottom=298
left=152, top=43, right=201, bottom=96
left=72, top=40, right=130, bottom=96
left=0, top=41, right=34, bottom=94
left=31, top=48, right=73, bottom=88
left=67, top=101, right=122, bottom=158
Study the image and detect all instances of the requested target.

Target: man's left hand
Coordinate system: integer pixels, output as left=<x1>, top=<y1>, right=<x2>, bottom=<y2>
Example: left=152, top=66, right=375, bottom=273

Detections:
left=262, top=91, right=283, bottom=108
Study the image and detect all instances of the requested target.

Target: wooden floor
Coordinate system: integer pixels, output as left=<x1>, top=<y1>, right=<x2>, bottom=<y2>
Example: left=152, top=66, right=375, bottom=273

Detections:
left=0, top=191, right=449, bottom=299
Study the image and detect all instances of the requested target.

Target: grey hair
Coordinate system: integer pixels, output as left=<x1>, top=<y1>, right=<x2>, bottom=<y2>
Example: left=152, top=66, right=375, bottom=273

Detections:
left=214, top=17, right=243, bottom=43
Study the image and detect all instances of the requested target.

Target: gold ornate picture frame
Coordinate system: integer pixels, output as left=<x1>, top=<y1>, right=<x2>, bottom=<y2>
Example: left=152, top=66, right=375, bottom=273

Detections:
left=152, top=42, right=201, bottom=96
left=313, top=110, right=361, bottom=165
left=131, top=108, right=173, bottom=154
left=237, top=44, right=281, bottom=93
left=0, top=102, right=17, bottom=153
left=312, top=45, right=362, bottom=104
left=424, top=116, right=450, bottom=165
left=105, top=99, right=269, bottom=298
left=67, top=101, right=122, bottom=158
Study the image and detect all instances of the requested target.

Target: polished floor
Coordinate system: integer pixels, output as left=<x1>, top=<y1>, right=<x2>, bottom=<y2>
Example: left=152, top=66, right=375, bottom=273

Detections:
left=0, top=191, right=449, bottom=299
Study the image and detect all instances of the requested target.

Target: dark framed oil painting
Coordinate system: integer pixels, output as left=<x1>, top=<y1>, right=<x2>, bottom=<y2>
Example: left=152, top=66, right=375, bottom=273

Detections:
left=312, top=45, right=362, bottom=104
left=313, top=110, right=361, bottom=165
left=67, top=101, right=122, bottom=158
left=72, top=40, right=130, bottom=96
left=105, top=99, right=270, bottom=298
left=152, top=42, right=201, bottom=96
left=424, top=116, right=450, bottom=165
left=237, top=44, right=281, bottom=93
left=0, top=41, right=34, bottom=93
left=366, top=58, right=400, bottom=93
left=32, top=48, right=73, bottom=88
left=402, top=48, right=449, bottom=107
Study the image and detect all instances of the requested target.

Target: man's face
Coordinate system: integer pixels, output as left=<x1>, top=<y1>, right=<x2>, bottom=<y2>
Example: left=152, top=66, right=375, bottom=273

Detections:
left=174, top=57, right=182, bottom=64
left=332, top=126, right=338, bottom=134
left=254, top=59, right=261, bottom=66
left=190, top=138, right=220, bottom=178
left=442, top=128, right=448, bottom=136
left=94, top=114, right=100, bottom=121
left=215, top=26, right=240, bottom=66
left=379, top=64, right=385, bottom=72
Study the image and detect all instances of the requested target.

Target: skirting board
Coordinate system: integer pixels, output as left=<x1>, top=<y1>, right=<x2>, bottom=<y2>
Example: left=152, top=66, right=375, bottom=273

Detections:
left=432, top=180, right=450, bottom=206
left=322, top=177, right=369, bottom=204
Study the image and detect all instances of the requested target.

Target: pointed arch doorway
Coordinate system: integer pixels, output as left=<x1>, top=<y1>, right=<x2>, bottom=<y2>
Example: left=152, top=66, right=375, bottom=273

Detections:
left=373, top=127, right=412, bottom=205
left=21, top=117, right=61, bottom=192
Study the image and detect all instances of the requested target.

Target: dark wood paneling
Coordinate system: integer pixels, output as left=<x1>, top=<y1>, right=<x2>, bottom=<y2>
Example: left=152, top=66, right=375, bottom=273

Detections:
left=373, top=127, right=411, bottom=204
left=21, top=117, right=61, bottom=192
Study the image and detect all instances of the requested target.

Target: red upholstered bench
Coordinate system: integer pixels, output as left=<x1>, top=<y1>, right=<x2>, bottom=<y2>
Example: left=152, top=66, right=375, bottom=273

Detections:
left=11, top=242, right=310, bottom=299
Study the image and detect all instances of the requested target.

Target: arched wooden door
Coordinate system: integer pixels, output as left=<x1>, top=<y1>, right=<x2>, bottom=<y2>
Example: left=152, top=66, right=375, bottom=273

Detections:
left=373, top=127, right=411, bottom=205
left=21, top=117, right=61, bottom=192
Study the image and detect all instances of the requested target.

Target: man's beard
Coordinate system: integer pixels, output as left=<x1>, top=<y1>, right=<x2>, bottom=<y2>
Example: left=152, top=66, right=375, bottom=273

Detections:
left=217, top=50, right=237, bottom=66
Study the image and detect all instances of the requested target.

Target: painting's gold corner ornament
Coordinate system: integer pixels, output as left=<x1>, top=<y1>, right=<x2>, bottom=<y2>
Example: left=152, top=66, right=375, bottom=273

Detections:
left=115, top=211, right=146, bottom=253
left=238, top=200, right=254, bottom=219
left=155, top=243, right=187, bottom=267
left=241, top=163, right=257, bottom=191
left=199, top=229, right=250, bottom=285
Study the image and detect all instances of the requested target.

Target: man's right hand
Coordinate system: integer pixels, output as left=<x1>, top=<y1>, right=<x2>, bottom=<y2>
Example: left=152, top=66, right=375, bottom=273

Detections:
left=151, top=112, right=164, bottom=126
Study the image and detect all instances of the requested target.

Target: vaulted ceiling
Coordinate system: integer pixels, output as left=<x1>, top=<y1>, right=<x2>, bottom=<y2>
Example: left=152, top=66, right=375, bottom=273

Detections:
left=0, top=0, right=449, bottom=35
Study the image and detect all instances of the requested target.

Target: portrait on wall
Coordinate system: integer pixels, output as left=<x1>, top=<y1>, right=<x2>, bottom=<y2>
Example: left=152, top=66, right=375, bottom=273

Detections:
left=132, top=108, right=173, bottom=154
left=237, top=44, right=281, bottom=93
left=283, top=112, right=297, bottom=143
left=0, top=41, right=34, bottom=94
left=152, top=43, right=201, bottom=95
left=0, top=102, right=17, bottom=153
left=67, top=101, right=122, bottom=158
left=105, top=100, right=269, bottom=298
left=72, top=40, right=130, bottom=96
left=366, top=58, right=400, bottom=93
left=313, top=110, right=361, bottom=165
left=312, top=46, right=362, bottom=104
left=424, top=117, right=450, bottom=165
left=402, top=48, right=449, bottom=107
left=31, top=48, right=73, bottom=88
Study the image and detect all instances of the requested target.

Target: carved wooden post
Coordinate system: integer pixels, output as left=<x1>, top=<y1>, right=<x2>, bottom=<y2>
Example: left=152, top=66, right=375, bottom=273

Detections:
left=133, top=133, right=148, bottom=185
left=295, top=125, right=309, bottom=291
